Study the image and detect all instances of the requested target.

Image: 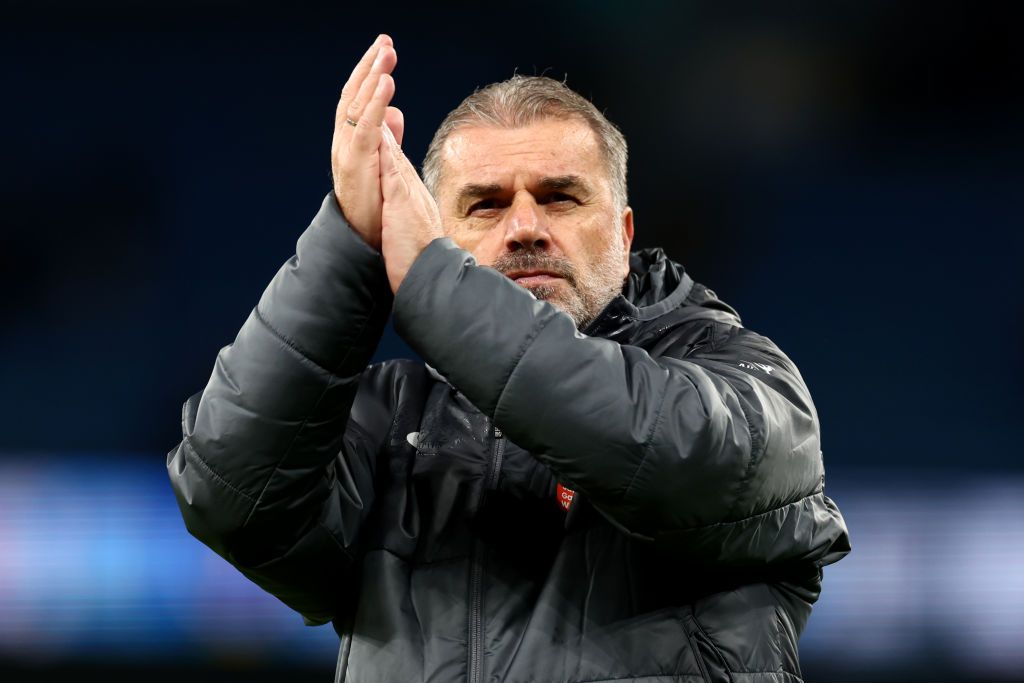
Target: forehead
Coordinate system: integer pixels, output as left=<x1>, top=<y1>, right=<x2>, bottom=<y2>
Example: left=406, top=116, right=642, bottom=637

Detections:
left=438, top=118, right=606, bottom=193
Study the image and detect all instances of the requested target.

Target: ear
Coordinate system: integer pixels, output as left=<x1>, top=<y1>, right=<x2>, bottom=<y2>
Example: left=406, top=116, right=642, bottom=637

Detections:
left=619, top=206, right=634, bottom=279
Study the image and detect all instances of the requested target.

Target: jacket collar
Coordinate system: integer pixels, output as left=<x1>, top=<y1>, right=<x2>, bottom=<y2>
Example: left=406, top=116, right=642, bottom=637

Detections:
left=425, top=247, right=739, bottom=384
left=581, top=247, right=699, bottom=341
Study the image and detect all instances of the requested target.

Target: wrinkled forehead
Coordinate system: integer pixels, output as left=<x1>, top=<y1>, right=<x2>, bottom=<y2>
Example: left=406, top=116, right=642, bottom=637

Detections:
left=436, top=119, right=609, bottom=198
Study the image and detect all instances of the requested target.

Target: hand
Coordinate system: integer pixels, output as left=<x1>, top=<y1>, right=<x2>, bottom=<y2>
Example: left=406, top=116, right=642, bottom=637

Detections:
left=331, top=34, right=405, bottom=251
left=379, top=119, right=444, bottom=295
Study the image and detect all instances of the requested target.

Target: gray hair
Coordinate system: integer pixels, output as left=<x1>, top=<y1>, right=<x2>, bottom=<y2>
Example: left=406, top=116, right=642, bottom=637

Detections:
left=421, top=75, right=629, bottom=211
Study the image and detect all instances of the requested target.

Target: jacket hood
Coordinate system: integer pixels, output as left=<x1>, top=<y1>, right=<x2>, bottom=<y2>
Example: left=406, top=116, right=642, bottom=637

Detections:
left=581, top=247, right=742, bottom=342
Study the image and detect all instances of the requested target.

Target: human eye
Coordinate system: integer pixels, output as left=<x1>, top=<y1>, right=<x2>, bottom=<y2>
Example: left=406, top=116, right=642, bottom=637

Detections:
left=540, top=192, right=579, bottom=207
left=467, top=198, right=503, bottom=216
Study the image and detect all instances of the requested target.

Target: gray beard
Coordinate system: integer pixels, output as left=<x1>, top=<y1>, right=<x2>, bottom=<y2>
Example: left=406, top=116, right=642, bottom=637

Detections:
left=528, top=280, right=618, bottom=330
left=501, top=235, right=622, bottom=331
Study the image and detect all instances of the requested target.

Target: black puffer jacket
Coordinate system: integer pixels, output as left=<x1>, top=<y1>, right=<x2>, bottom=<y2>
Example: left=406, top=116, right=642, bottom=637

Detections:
left=167, top=193, right=850, bottom=683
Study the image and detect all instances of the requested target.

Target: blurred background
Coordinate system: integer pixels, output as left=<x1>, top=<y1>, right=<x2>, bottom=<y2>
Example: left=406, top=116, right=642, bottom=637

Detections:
left=1, top=1, right=1021, bottom=681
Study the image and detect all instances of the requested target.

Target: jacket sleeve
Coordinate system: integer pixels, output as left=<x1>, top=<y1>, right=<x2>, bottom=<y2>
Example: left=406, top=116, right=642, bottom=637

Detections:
left=392, top=238, right=850, bottom=570
left=166, top=193, right=394, bottom=625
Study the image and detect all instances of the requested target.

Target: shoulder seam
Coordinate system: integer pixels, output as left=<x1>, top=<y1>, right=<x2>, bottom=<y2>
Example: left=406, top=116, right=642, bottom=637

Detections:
left=724, top=373, right=765, bottom=520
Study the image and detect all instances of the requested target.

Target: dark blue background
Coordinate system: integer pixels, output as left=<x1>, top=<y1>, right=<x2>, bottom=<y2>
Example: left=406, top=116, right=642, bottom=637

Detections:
left=2, top=2, right=1021, bottom=681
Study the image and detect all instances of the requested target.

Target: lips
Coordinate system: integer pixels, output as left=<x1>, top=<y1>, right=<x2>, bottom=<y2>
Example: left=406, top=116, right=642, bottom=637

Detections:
left=505, top=270, right=563, bottom=286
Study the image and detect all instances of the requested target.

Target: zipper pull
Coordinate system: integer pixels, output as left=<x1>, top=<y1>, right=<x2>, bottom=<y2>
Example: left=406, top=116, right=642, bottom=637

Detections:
left=493, top=426, right=503, bottom=438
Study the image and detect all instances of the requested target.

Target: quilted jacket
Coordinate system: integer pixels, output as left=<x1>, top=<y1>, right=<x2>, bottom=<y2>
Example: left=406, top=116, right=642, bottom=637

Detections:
left=167, top=193, right=850, bottom=683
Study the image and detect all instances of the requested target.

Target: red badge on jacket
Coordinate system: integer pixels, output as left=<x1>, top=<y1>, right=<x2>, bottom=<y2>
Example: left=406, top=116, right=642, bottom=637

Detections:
left=556, top=482, right=576, bottom=512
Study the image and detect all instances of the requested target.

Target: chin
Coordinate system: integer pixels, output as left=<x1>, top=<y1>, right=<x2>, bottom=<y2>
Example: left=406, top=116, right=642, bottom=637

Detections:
left=528, top=288, right=589, bottom=327
left=524, top=283, right=561, bottom=300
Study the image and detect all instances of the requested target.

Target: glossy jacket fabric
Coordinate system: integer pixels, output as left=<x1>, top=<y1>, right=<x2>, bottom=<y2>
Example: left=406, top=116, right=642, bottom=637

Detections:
left=167, top=193, right=850, bottom=683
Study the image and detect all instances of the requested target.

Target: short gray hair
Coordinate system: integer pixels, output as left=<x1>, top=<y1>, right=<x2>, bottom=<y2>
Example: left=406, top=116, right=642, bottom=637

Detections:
left=422, top=75, right=629, bottom=211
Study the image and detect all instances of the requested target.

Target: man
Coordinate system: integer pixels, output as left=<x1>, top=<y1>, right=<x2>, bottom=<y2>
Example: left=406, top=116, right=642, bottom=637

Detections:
left=167, top=34, right=850, bottom=683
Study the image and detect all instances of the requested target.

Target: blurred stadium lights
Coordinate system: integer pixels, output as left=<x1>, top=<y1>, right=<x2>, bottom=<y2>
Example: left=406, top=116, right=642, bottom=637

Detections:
left=0, top=455, right=339, bottom=666
left=1, top=456, right=1022, bottom=680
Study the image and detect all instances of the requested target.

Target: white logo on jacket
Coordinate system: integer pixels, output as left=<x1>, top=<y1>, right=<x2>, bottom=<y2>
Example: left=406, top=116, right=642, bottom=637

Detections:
left=738, top=361, right=774, bottom=374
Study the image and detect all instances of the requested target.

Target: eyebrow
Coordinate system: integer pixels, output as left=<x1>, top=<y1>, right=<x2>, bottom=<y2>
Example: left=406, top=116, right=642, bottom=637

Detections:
left=455, top=183, right=504, bottom=205
left=538, top=175, right=590, bottom=193
left=454, top=175, right=592, bottom=207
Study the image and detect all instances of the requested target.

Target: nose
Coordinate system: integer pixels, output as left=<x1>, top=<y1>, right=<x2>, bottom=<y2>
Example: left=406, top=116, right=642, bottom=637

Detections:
left=503, top=192, right=551, bottom=252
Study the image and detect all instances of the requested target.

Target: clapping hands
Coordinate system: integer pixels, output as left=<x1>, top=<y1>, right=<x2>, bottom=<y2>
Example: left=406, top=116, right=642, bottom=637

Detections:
left=331, top=34, right=444, bottom=295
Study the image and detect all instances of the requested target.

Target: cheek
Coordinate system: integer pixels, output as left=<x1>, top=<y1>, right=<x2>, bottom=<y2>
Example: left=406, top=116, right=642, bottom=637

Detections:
left=445, top=226, right=498, bottom=265
left=577, top=220, right=619, bottom=263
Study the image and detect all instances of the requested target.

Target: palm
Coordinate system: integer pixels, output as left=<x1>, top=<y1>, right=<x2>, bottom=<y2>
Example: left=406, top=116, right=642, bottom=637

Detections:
left=379, top=122, right=444, bottom=294
left=329, top=35, right=404, bottom=251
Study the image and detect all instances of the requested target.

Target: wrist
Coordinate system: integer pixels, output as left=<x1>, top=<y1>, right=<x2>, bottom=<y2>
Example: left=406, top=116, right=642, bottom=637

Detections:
left=391, top=235, right=461, bottom=299
left=333, top=192, right=383, bottom=252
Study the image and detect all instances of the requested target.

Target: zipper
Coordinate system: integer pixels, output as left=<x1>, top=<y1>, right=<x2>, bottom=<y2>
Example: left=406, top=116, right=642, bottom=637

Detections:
left=334, top=632, right=351, bottom=683
left=486, top=426, right=505, bottom=489
left=468, top=423, right=505, bottom=683
left=468, top=545, right=485, bottom=683
left=333, top=608, right=356, bottom=683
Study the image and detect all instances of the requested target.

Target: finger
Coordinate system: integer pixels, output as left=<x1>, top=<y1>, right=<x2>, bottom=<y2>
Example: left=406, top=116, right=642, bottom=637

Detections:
left=382, top=118, right=420, bottom=181
left=337, top=34, right=392, bottom=120
left=344, top=45, right=397, bottom=129
left=384, top=106, right=405, bottom=147
left=379, top=119, right=408, bottom=195
left=351, top=74, right=395, bottom=154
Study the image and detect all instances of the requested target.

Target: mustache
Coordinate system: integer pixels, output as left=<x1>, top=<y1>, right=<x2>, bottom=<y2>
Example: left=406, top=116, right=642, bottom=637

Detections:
left=491, top=250, right=577, bottom=286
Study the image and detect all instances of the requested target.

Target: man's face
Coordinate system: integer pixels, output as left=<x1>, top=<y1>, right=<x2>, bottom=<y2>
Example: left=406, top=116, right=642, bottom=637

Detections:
left=434, top=118, right=634, bottom=329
